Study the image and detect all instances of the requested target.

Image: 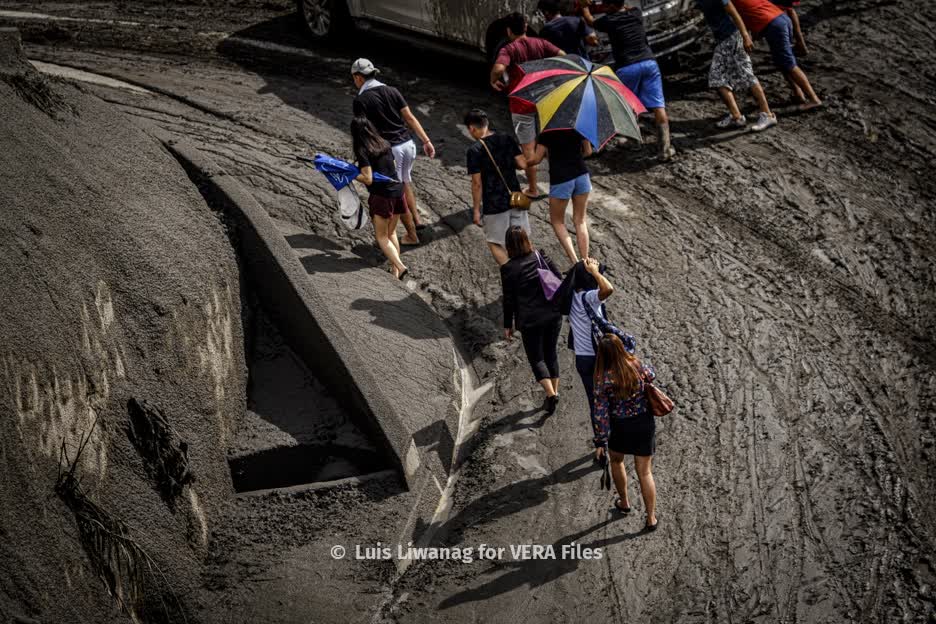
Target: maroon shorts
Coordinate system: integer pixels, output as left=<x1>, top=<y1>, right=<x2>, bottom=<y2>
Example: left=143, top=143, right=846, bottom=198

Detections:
left=368, top=194, right=407, bottom=219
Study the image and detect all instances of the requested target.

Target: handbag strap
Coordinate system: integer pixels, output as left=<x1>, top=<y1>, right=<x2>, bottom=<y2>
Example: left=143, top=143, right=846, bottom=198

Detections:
left=478, top=137, right=514, bottom=198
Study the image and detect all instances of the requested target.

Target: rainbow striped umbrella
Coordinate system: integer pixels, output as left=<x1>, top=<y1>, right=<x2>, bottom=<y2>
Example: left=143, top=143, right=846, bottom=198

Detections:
left=509, top=55, right=646, bottom=150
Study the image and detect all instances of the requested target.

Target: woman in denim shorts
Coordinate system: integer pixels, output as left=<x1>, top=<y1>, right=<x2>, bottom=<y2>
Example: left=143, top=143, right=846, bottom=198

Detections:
left=527, top=129, right=594, bottom=265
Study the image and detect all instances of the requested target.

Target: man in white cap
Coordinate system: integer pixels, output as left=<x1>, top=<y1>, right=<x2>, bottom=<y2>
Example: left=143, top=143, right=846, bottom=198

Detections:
left=352, top=58, right=435, bottom=245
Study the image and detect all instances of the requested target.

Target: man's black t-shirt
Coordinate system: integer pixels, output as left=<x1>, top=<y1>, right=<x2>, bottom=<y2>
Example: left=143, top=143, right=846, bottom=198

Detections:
left=537, top=130, right=588, bottom=185
left=594, top=7, right=654, bottom=68
left=357, top=149, right=403, bottom=198
left=466, top=132, right=522, bottom=216
left=353, top=84, right=411, bottom=146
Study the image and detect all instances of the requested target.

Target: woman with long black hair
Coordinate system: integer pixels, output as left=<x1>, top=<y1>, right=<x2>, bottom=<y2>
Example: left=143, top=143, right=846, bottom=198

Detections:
left=350, top=115, right=409, bottom=280
left=500, top=226, right=563, bottom=413
left=592, top=334, right=659, bottom=531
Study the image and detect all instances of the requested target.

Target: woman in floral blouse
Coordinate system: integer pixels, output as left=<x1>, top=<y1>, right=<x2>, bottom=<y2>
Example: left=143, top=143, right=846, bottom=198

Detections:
left=593, top=334, right=659, bottom=531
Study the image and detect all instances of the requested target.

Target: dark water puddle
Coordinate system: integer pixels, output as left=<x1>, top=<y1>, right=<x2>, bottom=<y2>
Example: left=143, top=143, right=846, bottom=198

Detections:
left=229, top=444, right=390, bottom=493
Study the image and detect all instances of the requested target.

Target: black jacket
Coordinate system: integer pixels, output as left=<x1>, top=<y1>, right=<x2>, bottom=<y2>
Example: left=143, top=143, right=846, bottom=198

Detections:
left=500, top=251, right=563, bottom=331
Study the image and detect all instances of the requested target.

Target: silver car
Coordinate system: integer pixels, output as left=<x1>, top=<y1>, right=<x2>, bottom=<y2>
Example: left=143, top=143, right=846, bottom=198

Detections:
left=298, top=0, right=702, bottom=63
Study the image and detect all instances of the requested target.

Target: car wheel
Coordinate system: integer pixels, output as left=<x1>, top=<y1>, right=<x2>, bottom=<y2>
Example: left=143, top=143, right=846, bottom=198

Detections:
left=297, top=0, right=348, bottom=40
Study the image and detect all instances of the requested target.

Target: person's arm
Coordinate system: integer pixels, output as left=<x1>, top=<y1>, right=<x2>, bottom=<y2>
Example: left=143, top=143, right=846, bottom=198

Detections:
left=470, top=172, right=483, bottom=227
left=400, top=107, right=435, bottom=158
left=787, top=8, right=808, bottom=55
left=490, top=48, right=509, bottom=92
left=525, top=143, right=548, bottom=167
left=585, top=258, right=614, bottom=300
left=581, top=138, right=593, bottom=158
left=355, top=165, right=373, bottom=186
left=724, top=1, right=754, bottom=51
left=501, top=267, right=516, bottom=339
left=580, top=0, right=597, bottom=27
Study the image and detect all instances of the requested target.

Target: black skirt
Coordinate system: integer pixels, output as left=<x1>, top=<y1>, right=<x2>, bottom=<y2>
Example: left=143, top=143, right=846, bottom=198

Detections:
left=608, top=414, right=656, bottom=456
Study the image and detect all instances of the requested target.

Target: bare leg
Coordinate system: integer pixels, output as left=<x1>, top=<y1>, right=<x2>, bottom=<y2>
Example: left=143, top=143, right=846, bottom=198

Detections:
left=786, top=73, right=806, bottom=103
left=750, top=82, right=773, bottom=117
left=400, top=185, right=420, bottom=245
left=653, top=107, right=675, bottom=160
left=521, top=142, right=538, bottom=196
left=538, top=378, right=557, bottom=397
left=609, top=450, right=630, bottom=509
left=571, top=192, right=590, bottom=262
left=549, top=197, right=577, bottom=265
left=373, top=214, right=407, bottom=277
left=403, top=182, right=423, bottom=226
left=717, top=86, right=743, bottom=120
left=787, top=67, right=822, bottom=108
left=487, top=242, right=509, bottom=266
left=634, top=455, right=657, bottom=527
left=552, top=378, right=560, bottom=394
left=389, top=214, right=402, bottom=255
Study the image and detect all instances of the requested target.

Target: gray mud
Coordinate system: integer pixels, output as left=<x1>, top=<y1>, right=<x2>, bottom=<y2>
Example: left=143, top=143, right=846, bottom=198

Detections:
left=2, top=0, right=936, bottom=621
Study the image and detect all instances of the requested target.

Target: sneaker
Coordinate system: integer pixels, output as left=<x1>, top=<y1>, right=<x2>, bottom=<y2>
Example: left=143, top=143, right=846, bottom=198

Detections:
left=716, top=114, right=746, bottom=129
left=750, top=112, right=778, bottom=132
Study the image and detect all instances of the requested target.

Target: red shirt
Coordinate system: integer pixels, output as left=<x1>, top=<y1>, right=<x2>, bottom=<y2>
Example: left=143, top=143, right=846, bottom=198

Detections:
left=731, top=0, right=784, bottom=34
left=494, top=36, right=562, bottom=91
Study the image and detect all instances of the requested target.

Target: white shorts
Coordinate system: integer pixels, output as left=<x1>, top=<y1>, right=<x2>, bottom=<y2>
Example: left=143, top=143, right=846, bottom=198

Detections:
left=391, top=139, right=417, bottom=184
left=512, top=113, right=537, bottom=145
left=483, top=209, right=530, bottom=246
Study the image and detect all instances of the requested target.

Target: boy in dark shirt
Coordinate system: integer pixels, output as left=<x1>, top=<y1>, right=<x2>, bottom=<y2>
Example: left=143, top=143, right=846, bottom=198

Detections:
left=537, top=0, right=598, bottom=58
left=464, top=109, right=531, bottom=266
left=580, top=0, right=675, bottom=160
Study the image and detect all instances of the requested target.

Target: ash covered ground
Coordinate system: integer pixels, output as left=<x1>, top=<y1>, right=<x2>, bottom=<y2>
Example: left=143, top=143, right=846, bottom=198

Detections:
left=1, top=0, right=935, bottom=622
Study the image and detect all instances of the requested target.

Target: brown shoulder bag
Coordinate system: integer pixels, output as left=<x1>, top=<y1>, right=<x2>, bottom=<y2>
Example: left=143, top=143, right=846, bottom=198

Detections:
left=479, top=137, right=532, bottom=210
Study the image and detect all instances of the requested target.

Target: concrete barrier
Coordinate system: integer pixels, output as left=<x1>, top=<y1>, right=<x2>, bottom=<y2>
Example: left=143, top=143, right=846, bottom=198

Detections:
left=161, top=137, right=460, bottom=503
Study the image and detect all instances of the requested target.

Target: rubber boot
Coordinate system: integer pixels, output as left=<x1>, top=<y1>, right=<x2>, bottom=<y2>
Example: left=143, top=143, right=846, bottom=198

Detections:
left=657, top=122, right=676, bottom=161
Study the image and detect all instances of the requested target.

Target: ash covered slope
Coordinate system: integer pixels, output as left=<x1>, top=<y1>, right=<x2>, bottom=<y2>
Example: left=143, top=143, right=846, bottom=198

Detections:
left=0, top=32, right=245, bottom=622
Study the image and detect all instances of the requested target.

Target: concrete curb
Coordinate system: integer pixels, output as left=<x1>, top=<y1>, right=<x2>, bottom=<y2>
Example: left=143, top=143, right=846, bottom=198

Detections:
left=160, top=135, right=424, bottom=486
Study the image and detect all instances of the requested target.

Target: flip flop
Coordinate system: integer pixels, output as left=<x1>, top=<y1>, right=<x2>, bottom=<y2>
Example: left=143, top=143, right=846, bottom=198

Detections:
left=613, top=499, right=632, bottom=514
left=400, top=239, right=420, bottom=247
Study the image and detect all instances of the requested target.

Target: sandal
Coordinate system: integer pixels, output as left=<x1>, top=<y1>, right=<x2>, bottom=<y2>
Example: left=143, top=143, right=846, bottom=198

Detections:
left=645, top=519, right=659, bottom=532
left=613, top=499, right=632, bottom=514
left=398, top=269, right=409, bottom=281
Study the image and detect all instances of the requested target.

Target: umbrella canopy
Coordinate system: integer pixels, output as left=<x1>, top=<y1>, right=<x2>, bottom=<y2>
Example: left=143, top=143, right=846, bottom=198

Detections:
left=509, top=55, right=646, bottom=149
left=305, top=153, right=396, bottom=191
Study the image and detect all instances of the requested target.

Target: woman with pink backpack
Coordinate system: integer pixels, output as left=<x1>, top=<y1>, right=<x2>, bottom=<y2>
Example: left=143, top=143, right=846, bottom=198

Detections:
left=500, top=227, right=564, bottom=414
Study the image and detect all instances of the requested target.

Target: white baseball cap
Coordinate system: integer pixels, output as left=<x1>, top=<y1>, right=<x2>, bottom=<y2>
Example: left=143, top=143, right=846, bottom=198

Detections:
left=351, top=58, right=379, bottom=76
